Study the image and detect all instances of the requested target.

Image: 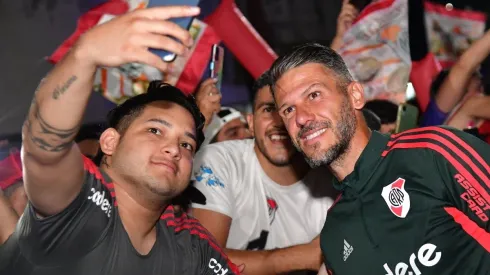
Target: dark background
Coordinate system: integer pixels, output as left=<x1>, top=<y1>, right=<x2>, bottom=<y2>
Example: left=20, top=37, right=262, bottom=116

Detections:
left=0, top=0, right=489, bottom=138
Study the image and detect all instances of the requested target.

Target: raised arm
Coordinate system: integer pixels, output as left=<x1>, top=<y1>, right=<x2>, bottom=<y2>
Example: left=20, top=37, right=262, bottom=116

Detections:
left=22, top=6, right=199, bottom=216
left=435, top=29, right=490, bottom=113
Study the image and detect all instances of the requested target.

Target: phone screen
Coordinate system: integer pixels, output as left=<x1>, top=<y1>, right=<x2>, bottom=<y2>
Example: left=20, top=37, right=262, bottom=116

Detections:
left=395, top=103, right=419, bottom=133
left=146, top=0, right=200, bottom=62
left=210, top=45, right=224, bottom=91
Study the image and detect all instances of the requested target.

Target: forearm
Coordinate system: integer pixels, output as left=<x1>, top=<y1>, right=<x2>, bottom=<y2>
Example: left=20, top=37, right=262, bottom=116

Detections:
left=436, top=31, right=490, bottom=112
left=0, top=192, right=19, bottom=244
left=22, top=46, right=96, bottom=164
left=225, top=242, right=322, bottom=275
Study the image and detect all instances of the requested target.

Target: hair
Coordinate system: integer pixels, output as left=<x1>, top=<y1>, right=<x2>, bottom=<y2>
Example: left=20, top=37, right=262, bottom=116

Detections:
left=251, top=71, right=272, bottom=111
left=430, top=69, right=450, bottom=98
left=269, top=43, right=354, bottom=96
left=106, top=81, right=205, bottom=150
left=364, top=99, right=398, bottom=124
left=75, top=123, right=105, bottom=143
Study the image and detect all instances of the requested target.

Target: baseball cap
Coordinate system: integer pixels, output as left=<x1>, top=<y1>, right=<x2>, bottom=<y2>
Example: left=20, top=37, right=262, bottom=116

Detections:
left=107, top=81, right=206, bottom=151
left=202, top=107, right=246, bottom=146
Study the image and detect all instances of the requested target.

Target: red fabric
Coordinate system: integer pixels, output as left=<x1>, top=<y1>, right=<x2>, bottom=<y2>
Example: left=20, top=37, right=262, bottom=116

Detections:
left=48, top=0, right=129, bottom=64
left=204, top=0, right=277, bottom=79
left=445, top=207, right=490, bottom=252
left=175, top=25, right=221, bottom=95
left=0, top=150, right=23, bottom=190
left=479, top=120, right=490, bottom=144
left=409, top=52, right=442, bottom=112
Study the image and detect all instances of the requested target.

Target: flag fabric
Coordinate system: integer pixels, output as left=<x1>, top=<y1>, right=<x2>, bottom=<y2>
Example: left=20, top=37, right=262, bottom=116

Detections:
left=338, top=0, right=410, bottom=104
left=0, top=149, right=22, bottom=190
left=48, top=0, right=129, bottom=64
left=424, top=1, right=487, bottom=69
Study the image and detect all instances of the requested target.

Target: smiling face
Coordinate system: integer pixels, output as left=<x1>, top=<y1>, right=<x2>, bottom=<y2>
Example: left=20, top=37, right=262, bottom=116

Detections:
left=273, top=63, right=361, bottom=168
left=101, top=101, right=197, bottom=199
left=248, top=85, right=297, bottom=167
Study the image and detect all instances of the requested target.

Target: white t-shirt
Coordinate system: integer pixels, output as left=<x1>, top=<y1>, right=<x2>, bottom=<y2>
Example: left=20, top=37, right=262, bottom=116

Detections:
left=191, top=139, right=337, bottom=250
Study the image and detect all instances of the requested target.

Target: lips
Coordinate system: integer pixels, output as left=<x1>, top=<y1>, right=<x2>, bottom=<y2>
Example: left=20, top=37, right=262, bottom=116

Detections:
left=151, top=160, right=177, bottom=174
left=303, top=128, right=327, bottom=141
left=267, top=130, right=290, bottom=142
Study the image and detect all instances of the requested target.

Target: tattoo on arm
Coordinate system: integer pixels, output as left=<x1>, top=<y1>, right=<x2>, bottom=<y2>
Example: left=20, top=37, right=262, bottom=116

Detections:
left=52, top=75, right=78, bottom=100
left=24, top=76, right=80, bottom=152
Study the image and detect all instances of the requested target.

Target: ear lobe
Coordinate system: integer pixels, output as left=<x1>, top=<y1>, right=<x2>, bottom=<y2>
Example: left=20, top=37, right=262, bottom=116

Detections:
left=246, top=113, right=255, bottom=136
left=349, top=82, right=366, bottom=110
left=99, top=128, right=120, bottom=156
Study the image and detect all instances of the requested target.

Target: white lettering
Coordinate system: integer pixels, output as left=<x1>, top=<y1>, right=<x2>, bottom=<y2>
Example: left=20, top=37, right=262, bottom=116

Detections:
left=418, top=244, right=441, bottom=267
left=383, top=243, right=441, bottom=275
left=208, top=258, right=228, bottom=275
left=87, top=188, right=112, bottom=218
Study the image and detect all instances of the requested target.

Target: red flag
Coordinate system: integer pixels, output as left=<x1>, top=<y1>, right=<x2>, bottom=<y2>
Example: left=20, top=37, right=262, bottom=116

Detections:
left=48, top=0, right=129, bottom=64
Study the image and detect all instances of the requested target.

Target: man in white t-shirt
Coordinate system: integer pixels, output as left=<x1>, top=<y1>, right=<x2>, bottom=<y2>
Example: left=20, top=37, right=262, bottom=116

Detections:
left=191, top=72, right=337, bottom=274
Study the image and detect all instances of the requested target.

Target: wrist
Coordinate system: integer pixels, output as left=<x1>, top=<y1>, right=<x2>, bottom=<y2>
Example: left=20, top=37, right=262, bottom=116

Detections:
left=71, top=41, right=98, bottom=72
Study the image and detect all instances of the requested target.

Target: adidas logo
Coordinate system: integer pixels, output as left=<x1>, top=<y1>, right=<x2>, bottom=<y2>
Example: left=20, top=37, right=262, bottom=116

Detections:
left=343, top=239, right=353, bottom=261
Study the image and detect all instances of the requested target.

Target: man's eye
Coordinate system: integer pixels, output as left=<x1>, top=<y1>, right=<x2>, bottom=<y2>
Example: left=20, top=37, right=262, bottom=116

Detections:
left=283, top=106, right=295, bottom=116
left=181, top=142, right=194, bottom=152
left=148, top=128, right=161, bottom=135
left=309, top=91, right=320, bottom=100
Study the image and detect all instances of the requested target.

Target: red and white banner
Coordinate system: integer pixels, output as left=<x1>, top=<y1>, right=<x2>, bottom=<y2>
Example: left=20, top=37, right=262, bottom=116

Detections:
left=339, top=0, right=410, bottom=103
left=424, top=1, right=487, bottom=69
left=49, top=0, right=220, bottom=104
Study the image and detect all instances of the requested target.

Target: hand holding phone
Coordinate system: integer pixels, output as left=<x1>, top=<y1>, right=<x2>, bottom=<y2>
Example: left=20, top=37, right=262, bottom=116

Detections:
left=210, top=44, right=224, bottom=92
left=395, top=103, right=419, bottom=133
left=146, top=0, right=201, bottom=63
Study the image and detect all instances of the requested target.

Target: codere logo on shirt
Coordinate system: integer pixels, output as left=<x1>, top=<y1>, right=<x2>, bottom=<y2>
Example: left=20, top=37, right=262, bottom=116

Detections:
left=208, top=258, right=228, bottom=275
left=87, top=188, right=112, bottom=218
left=383, top=243, right=441, bottom=275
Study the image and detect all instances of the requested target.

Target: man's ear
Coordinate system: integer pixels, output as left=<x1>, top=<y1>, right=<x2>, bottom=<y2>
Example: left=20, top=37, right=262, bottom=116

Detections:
left=99, top=128, right=120, bottom=156
left=246, top=113, right=255, bottom=137
left=348, top=82, right=366, bottom=110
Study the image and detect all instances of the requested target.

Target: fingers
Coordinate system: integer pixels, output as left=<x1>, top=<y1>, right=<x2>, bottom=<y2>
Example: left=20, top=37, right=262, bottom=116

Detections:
left=132, top=33, right=187, bottom=56
left=208, top=93, right=221, bottom=103
left=130, top=19, right=193, bottom=47
left=342, top=3, right=359, bottom=17
left=129, top=48, right=168, bottom=72
left=201, top=78, right=218, bottom=87
left=135, top=5, right=200, bottom=21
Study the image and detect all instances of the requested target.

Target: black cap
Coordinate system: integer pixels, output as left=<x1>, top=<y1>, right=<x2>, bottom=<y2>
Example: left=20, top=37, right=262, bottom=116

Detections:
left=106, top=81, right=205, bottom=151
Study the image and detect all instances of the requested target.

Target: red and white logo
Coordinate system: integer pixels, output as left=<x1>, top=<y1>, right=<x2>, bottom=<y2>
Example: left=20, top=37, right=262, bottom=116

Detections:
left=266, top=197, right=278, bottom=225
left=381, top=178, right=410, bottom=218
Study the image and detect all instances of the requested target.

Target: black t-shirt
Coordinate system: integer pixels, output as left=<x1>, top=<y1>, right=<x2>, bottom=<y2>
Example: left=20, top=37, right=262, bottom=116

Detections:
left=0, top=157, right=239, bottom=275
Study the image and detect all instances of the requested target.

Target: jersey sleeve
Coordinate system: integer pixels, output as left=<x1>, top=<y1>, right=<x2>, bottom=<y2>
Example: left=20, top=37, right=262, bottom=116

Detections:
left=197, top=236, right=241, bottom=275
left=434, top=127, right=490, bottom=234
left=191, top=145, right=235, bottom=217
left=17, top=156, right=114, bottom=264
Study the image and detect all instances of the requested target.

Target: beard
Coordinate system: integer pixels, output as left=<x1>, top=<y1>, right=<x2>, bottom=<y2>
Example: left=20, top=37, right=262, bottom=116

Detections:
left=294, top=98, right=357, bottom=168
left=255, top=129, right=295, bottom=167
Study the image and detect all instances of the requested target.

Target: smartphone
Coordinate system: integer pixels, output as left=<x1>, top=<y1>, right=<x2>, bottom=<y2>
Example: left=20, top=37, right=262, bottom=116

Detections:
left=209, top=44, right=224, bottom=91
left=147, top=0, right=200, bottom=63
left=395, top=103, right=419, bottom=133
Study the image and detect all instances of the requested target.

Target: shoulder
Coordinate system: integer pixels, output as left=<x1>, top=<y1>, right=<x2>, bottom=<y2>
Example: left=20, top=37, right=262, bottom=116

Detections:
left=381, top=126, right=473, bottom=158
left=197, top=139, right=253, bottom=159
left=194, top=139, right=254, bottom=170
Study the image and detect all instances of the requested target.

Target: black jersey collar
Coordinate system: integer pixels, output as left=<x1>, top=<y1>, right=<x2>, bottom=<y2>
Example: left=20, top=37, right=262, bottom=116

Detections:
left=332, top=131, right=390, bottom=192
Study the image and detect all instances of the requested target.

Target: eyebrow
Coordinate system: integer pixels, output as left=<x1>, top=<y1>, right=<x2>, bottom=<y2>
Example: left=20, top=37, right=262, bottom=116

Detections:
left=278, top=83, right=322, bottom=111
left=147, top=118, right=197, bottom=143
left=256, top=101, right=275, bottom=111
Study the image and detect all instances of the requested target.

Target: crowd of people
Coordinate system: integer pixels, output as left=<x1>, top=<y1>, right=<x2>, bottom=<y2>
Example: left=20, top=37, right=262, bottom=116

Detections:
left=0, top=2, right=489, bottom=275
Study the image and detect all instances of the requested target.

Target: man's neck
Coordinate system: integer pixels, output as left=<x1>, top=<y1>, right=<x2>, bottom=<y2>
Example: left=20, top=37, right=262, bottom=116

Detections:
left=101, top=166, right=168, bottom=255
left=254, top=145, right=309, bottom=186
left=329, top=125, right=372, bottom=182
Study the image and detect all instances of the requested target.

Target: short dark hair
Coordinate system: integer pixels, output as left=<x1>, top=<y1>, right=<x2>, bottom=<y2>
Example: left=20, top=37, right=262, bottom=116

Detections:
left=252, top=71, right=271, bottom=111
left=269, top=43, right=354, bottom=95
left=106, top=81, right=206, bottom=150
left=75, top=123, right=106, bottom=143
